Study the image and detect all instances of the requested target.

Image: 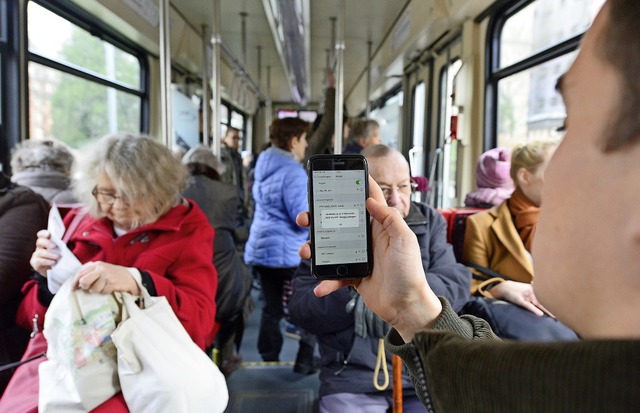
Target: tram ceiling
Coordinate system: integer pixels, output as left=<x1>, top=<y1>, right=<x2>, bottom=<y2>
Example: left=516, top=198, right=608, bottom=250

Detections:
left=174, top=0, right=497, bottom=108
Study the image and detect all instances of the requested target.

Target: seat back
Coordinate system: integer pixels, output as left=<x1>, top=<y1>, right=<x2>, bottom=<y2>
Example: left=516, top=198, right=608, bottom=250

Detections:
left=437, top=208, right=484, bottom=262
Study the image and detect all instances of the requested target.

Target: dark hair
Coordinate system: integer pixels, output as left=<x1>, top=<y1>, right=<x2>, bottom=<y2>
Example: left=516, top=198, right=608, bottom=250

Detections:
left=598, top=0, right=640, bottom=151
left=269, top=118, right=309, bottom=150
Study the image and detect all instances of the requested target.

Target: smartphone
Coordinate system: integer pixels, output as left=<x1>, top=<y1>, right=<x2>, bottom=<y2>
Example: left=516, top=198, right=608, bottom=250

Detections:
left=307, top=154, right=373, bottom=279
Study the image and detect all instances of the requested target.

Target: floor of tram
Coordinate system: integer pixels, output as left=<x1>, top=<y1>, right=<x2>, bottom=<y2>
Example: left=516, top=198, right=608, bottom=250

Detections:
left=224, top=286, right=320, bottom=413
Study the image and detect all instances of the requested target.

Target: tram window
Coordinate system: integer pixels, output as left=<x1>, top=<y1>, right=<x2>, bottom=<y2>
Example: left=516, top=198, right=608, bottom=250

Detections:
left=28, top=62, right=141, bottom=145
left=496, top=51, right=575, bottom=148
left=27, top=2, right=144, bottom=148
left=499, top=0, right=605, bottom=69
left=28, top=4, right=140, bottom=89
left=220, top=104, right=229, bottom=125
left=410, top=82, right=426, bottom=177
left=369, top=90, right=402, bottom=149
left=488, top=0, right=604, bottom=148
left=230, top=111, right=244, bottom=130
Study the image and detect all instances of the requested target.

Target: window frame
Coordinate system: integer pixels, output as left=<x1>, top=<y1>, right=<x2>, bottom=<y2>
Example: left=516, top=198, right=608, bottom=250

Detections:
left=484, top=0, right=585, bottom=150
left=27, top=0, right=150, bottom=138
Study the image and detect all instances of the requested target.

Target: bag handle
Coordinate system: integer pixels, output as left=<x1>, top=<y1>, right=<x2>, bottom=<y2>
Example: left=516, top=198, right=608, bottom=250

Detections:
left=464, top=262, right=513, bottom=282
left=116, top=278, right=153, bottom=321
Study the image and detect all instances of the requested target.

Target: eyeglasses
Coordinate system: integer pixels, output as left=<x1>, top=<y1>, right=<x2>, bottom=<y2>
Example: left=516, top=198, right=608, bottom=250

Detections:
left=92, top=187, right=128, bottom=205
left=379, top=181, right=418, bottom=197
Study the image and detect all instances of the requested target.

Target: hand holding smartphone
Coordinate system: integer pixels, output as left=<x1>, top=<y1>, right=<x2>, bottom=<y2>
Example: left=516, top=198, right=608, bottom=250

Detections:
left=307, top=154, right=373, bottom=279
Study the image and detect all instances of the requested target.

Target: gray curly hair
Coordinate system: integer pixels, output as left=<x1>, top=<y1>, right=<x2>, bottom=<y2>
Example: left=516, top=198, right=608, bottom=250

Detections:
left=10, top=139, right=75, bottom=175
left=73, top=134, right=188, bottom=227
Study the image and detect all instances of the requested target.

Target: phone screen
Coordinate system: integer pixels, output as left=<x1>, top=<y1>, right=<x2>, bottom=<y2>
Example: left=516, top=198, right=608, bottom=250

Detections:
left=308, top=155, right=372, bottom=279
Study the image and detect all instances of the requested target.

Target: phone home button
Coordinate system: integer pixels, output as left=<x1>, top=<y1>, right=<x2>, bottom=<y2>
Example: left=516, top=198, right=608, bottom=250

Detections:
left=336, top=265, right=348, bottom=276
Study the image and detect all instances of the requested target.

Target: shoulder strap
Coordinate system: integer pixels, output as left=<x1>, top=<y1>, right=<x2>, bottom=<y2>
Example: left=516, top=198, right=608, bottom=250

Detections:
left=464, top=262, right=513, bottom=282
left=0, top=351, right=46, bottom=373
left=62, top=208, right=89, bottom=243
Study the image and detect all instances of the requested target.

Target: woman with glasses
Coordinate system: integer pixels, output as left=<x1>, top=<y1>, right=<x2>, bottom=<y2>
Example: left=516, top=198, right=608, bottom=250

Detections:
left=3, top=134, right=218, bottom=412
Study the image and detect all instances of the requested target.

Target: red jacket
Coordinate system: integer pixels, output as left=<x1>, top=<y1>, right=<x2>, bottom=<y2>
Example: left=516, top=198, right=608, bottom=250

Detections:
left=7, top=200, right=217, bottom=413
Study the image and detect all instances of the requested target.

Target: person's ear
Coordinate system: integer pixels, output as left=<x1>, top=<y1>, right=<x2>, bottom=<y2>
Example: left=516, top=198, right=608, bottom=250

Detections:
left=289, top=136, right=299, bottom=150
left=517, top=167, right=531, bottom=187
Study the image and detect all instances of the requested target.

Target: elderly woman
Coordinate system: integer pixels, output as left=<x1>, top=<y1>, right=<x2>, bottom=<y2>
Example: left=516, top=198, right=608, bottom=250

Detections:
left=244, top=117, right=312, bottom=366
left=10, top=139, right=77, bottom=204
left=0, top=134, right=218, bottom=412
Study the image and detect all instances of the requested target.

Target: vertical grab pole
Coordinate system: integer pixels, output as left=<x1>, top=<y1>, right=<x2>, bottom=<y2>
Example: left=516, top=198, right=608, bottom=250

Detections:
left=159, top=0, right=172, bottom=148
left=365, top=40, right=372, bottom=117
left=333, top=0, right=345, bottom=154
left=393, top=355, right=404, bottom=413
left=265, top=65, right=273, bottom=144
left=201, top=24, right=211, bottom=145
left=211, top=0, right=222, bottom=160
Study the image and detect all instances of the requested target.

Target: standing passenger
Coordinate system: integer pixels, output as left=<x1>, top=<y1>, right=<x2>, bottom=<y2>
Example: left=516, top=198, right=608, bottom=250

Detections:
left=244, top=118, right=313, bottom=366
left=343, top=119, right=382, bottom=154
left=220, top=126, right=245, bottom=201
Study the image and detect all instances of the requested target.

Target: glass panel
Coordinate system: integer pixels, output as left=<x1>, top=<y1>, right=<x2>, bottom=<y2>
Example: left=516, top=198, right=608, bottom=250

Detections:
left=439, top=60, right=462, bottom=209
left=410, top=82, right=426, bottom=177
left=369, top=90, right=403, bottom=149
left=28, top=2, right=141, bottom=89
left=230, top=111, right=244, bottom=129
left=497, top=51, right=574, bottom=148
left=499, top=0, right=605, bottom=69
left=28, top=62, right=141, bottom=148
left=220, top=104, right=229, bottom=124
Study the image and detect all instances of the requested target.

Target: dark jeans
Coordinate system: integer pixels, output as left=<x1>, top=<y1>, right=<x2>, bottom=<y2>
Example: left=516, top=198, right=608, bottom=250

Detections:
left=255, top=265, right=296, bottom=361
left=255, top=265, right=317, bottom=364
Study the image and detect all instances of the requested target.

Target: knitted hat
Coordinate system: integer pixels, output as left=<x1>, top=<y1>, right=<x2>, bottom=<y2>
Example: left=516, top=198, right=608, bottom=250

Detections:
left=476, top=147, right=513, bottom=189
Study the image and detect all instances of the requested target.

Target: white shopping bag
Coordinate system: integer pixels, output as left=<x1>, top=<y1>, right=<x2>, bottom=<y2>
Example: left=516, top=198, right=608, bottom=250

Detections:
left=40, top=277, right=121, bottom=412
left=112, top=288, right=228, bottom=413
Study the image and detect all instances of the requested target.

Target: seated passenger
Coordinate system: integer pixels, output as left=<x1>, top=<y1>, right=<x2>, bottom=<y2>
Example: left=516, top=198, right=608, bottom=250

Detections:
left=343, top=118, right=382, bottom=154
left=288, top=145, right=470, bottom=412
left=461, top=140, right=576, bottom=340
left=463, top=140, right=556, bottom=305
left=182, top=145, right=251, bottom=377
left=464, top=147, right=514, bottom=208
left=0, top=134, right=218, bottom=412
left=0, top=173, right=49, bottom=396
left=303, top=2, right=640, bottom=410
left=10, top=139, right=78, bottom=204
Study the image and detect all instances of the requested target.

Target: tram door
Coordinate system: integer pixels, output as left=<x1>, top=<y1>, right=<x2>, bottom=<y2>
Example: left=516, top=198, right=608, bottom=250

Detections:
left=432, top=39, right=463, bottom=209
left=406, top=61, right=431, bottom=203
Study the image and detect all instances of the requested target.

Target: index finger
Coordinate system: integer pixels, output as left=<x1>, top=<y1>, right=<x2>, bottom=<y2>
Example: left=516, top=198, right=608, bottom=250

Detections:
left=368, top=175, right=385, bottom=204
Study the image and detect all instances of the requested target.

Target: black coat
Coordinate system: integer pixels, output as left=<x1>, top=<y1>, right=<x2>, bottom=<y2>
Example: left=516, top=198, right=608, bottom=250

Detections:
left=288, top=201, right=471, bottom=396
left=0, top=174, right=49, bottom=392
